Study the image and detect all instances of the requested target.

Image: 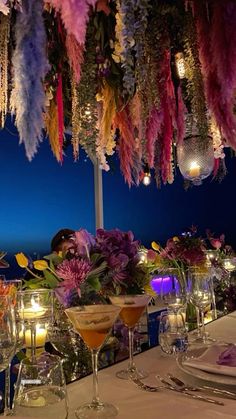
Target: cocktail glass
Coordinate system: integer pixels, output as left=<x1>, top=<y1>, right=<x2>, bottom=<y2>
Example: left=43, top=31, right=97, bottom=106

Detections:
left=65, top=304, right=121, bottom=419
left=109, top=294, right=151, bottom=380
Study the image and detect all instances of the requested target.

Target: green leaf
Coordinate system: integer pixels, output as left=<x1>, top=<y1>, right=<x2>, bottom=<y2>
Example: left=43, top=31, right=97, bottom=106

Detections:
left=87, top=261, right=107, bottom=278
left=43, top=270, right=59, bottom=288
left=44, top=253, right=63, bottom=264
left=87, top=277, right=101, bottom=291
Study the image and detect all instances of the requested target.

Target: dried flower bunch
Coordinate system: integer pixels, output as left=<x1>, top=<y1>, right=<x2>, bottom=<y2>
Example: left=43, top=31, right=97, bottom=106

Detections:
left=0, top=1, right=235, bottom=186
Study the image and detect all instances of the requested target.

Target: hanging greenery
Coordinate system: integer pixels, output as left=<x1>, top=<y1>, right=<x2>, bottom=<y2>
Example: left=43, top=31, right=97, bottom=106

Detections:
left=0, top=0, right=235, bottom=187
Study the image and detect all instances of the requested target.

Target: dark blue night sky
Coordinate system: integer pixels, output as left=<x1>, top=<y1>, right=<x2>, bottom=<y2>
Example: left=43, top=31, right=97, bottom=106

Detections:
left=1, top=120, right=236, bottom=278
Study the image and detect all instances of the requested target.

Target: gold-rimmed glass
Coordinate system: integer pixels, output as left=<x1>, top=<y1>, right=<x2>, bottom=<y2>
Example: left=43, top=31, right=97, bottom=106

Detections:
left=109, top=294, right=151, bottom=380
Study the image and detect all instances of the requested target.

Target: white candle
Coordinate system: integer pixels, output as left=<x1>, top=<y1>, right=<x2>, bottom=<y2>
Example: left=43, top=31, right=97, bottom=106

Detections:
left=188, top=162, right=200, bottom=178
left=19, top=299, right=46, bottom=320
left=22, top=326, right=47, bottom=348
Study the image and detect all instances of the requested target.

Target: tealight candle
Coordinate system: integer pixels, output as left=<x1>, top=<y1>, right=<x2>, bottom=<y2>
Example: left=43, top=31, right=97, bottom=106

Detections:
left=19, top=299, right=46, bottom=320
left=224, top=260, right=235, bottom=272
left=188, top=162, right=201, bottom=178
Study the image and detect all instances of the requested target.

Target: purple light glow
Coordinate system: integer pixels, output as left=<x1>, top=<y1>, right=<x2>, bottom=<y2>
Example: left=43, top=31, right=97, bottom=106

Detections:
left=151, top=275, right=179, bottom=295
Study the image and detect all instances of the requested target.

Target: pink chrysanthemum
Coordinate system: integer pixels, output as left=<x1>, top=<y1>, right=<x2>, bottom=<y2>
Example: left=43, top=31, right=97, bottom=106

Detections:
left=56, top=258, right=91, bottom=296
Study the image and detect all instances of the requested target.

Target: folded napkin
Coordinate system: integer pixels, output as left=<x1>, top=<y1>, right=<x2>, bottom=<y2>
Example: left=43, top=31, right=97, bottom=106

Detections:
left=183, top=344, right=236, bottom=377
left=217, top=344, right=236, bottom=366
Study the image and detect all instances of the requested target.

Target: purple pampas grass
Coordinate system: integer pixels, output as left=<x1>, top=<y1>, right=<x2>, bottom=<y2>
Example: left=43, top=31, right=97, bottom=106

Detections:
left=11, top=0, right=49, bottom=161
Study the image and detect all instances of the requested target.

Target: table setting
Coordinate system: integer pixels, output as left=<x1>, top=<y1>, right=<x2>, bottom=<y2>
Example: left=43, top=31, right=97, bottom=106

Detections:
left=0, top=227, right=236, bottom=418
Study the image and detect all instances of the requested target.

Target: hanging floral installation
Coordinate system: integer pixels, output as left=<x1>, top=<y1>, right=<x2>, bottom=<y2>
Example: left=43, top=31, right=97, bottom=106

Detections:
left=1, top=0, right=236, bottom=186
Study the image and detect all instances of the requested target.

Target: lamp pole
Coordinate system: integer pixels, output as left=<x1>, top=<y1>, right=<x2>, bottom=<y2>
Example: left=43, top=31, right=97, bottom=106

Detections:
left=92, top=158, right=104, bottom=230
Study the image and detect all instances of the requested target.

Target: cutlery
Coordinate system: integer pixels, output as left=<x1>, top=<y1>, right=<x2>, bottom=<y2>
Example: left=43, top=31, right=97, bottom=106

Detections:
left=155, top=375, right=224, bottom=406
left=131, top=376, right=224, bottom=406
left=167, top=373, right=236, bottom=399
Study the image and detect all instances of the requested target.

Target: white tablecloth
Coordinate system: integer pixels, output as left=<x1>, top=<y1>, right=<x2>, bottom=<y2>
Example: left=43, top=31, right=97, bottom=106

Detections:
left=66, top=314, right=236, bottom=418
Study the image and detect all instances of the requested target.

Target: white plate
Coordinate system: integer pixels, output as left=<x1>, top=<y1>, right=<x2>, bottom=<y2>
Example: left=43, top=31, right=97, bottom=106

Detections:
left=177, top=346, right=236, bottom=386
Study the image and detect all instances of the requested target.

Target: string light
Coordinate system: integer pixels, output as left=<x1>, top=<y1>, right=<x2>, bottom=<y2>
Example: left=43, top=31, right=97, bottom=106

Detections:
left=175, top=52, right=186, bottom=79
left=142, top=163, right=151, bottom=186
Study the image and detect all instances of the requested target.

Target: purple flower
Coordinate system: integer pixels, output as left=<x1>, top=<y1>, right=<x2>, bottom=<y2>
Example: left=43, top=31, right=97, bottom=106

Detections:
left=96, top=229, right=140, bottom=260
left=73, top=229, right=95, bottom=257
left=56, top=258, right=92, bottom=298
left=55, top=287, right=71, bottom=308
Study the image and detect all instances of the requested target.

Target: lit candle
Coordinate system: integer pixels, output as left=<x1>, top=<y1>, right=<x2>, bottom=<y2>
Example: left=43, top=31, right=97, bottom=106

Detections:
left=188, top=162, right=201, bottom=178
left=224, top=260, right=235, bottom=272
left=19, top=299, right=46, bottom=320
left=23, top=326, right=47, bottom=348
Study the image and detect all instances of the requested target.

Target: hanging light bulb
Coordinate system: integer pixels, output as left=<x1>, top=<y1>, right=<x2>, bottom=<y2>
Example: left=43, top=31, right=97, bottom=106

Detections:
left=142, top=163, right=151, bottom=186
left=175, top=52, right=186, bottom=79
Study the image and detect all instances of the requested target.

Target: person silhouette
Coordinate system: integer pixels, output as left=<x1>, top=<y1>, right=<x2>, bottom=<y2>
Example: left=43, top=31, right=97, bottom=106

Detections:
left=50, top=228, right=75, bottom=253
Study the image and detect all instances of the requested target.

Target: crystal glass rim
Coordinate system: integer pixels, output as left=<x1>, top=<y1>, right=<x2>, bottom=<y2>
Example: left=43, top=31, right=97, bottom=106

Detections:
left=17, top=289, right=54, bottom=296
left=109, top=293, right=150, bottom=297
left=65, top=304, right=121, bottom=315
left=20, top=353, right=61, bottom=368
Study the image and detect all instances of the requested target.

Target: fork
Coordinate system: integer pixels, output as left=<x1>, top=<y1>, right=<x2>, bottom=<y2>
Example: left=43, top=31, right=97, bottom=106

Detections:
left=155, top=375, right=224, bottom=406
left=131, top=376, right=224, bottom=406
left=167, top=373, right=236, bottom=399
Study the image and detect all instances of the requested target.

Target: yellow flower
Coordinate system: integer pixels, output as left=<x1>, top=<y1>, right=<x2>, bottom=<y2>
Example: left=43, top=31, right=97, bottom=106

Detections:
left=143, top=284, right=156, bottom=297
left=33, top=260, right=49, bottom=271
left=172, top=236, right=180, bottom=242
left=151, top=241, right=160, bottom=252
left=15, top=253, right=29, bottom=268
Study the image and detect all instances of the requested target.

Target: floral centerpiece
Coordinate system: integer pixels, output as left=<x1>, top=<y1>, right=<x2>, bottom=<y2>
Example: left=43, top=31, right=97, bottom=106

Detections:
left=15, top=228, right=153, bottom=308
left=205, top=230, right=236, bottom=312
left=147, top=227, right=207, bottom=288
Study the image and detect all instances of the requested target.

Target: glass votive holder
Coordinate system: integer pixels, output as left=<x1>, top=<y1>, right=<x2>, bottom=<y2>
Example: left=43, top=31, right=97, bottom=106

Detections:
left=17, top=289, right=54, bottom=358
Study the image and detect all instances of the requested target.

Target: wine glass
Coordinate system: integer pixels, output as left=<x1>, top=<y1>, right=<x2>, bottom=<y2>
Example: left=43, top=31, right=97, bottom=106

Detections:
left=0, top=278, right=23, bottom=414
left=13, top=353, right=68, bottom=418
left=151, top=268, right=187, bottom=313
left=188, top=271, right=212, bottom=344
left=0, top=295, right=17, bottom=415
left=65, top=304, right=121, bottom=419
left=158, top=310, right=188, bottom=355
left=109, top=294, right=151, bottom=380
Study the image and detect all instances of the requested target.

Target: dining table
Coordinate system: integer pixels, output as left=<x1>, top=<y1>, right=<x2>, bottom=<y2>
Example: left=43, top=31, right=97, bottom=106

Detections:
left=13, top=312, right=236, bottom=419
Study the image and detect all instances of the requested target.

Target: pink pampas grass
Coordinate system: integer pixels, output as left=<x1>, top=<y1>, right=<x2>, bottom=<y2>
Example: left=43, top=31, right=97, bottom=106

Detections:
left=66, top=33, right=84, bottom=83
left=46, top=0, right=97, bottom=45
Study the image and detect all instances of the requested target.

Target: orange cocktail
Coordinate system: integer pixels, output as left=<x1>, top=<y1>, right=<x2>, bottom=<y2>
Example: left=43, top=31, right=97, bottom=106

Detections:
left=109, top=294, right=151, bottom=380
left=76, top=327, right=110, bottom=350
left=119, top=305, right=146, bottom=328
left=65, top=305, right=121, bottom=419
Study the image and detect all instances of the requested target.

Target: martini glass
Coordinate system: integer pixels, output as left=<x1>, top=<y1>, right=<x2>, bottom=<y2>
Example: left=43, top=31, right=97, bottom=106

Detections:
left=109, top=294, right=151, bottom=380
left=65, top=304, right=121, bottom=419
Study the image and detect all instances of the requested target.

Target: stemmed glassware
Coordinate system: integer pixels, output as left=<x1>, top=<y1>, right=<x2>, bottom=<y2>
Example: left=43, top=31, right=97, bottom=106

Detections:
left=109, top=294, right=151, bottom=380
left=0, top=278, right=23, bottom=415
left=13, top=353, right=68, bottom=418
left=65, top=304, right=121, bottom=419
left=0, top=295, right=16, bottom=415
left=161, top=269, right=187, bottom=313
left=151, top=268, right=187, bottom=314
left=188, top=270, right=212, bottom=344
